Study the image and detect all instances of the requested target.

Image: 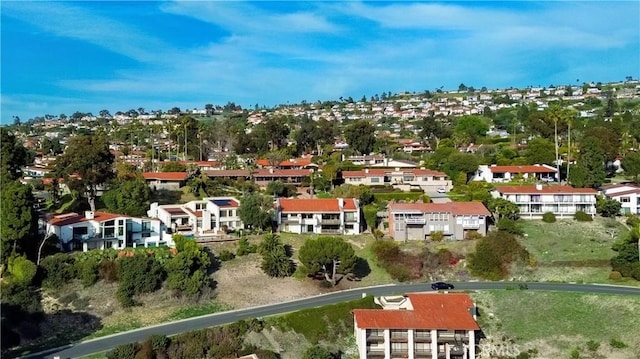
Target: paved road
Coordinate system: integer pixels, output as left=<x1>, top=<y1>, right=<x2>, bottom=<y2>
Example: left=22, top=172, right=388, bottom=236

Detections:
left=24, top=282, right=640, bottom=359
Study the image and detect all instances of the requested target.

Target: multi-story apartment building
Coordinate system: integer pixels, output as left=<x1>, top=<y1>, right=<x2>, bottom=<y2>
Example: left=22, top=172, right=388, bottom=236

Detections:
left=147, top=197, right=242, bottom=236
left=353, top=293, right=479, bottom=359
left=491, top=184, right=597, bottom=218
left=599, top=183, right=640, bottom=215
left=342, top=168, right=451, bottom=193
left=46, top=211, right=167, bottom=251
left=473, top=164, right=557, bottom=183
left=387, top=202, right=490, bottom=241
left=274, top=198, right=361, bottom=235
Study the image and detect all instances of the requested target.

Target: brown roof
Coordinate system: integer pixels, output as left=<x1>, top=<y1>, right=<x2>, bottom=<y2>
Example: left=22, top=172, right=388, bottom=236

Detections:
left=388, top=201, right=490, bottom=216
left=204, top=170, right=251, bottom=178
left=353, top=293, right=479, bottom=330
left=142, top=172, right=188, bottom=181
left=253, top=169, right=313, bottom=177
left=278, top=198, right=358, bottom=213
left=49, top=212, right=122, bottom=226
left=494, top=185, right=597, bottom=194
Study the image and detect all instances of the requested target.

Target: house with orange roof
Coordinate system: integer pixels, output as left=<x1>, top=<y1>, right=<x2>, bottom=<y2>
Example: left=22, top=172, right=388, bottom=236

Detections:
left=353, top=292, right=479, bottom=359
left=255, top=157, right=315, bottom=169
left=342, top=168, right=452, bottom=193
left=46, top=211, right=166, bottom=251
left=252, top=168, right=314, bottom=188
left=147, top=197, right=242, bottom=237
left=473, top=164, right=557, bottom=183
left=387, top=202, right=490, bottom=241
left=492, top=184, right=597, bottom=218
left=142, top=172, right=189, bottom=190
left=274, top=198, right=362, bottom=235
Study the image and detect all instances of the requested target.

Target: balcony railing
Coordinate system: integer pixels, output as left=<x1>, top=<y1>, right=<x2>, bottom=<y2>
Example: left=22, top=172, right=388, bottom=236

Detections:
left=280, top=217, right=300, bottom=224
left=404, top=217, right=426, bottom=225
left=366, top=349, right=385, bottom=357
left=366, top=333, right=384, bottom=342
left=320, top=228, right=342, bottom=234
left=390, top=332, right=409, bottom=341
left=390, top=349, right=409, bottom=357
left=462, top=222, right=480, bottom=229
left=320, top=218, right=341, bottom=225
left=414, top=333, right=432, bottom=342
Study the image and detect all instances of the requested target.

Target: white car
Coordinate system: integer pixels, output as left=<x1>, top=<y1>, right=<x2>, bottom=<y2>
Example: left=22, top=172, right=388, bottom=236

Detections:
left=436, top=187, right=446, bottom=193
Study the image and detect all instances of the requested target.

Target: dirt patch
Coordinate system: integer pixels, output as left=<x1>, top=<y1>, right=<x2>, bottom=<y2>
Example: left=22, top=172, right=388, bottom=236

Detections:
left=213, top=254, right=324, bottom=309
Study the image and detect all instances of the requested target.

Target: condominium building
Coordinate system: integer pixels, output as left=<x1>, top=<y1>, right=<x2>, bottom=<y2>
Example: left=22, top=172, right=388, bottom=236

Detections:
left=341, top=168, right=451, bottom=192
left=274, top=198, right=362, bottom=235
left=491, top=184, right=597, bottom=218
left=147, top=197, right=242, bottom=236
left=387, top=202, right=490, bottom=241
left=46, top=211, right=167, bottom=251
left=353, top=293, right=479, bottom=359
left=473, top=164, right=557, bottom=183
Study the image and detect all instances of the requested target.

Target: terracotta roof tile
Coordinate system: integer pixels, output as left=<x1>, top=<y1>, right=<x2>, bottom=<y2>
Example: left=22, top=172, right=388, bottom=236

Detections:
left=142, top=172, right=188, bottom=181
left=278, top=198, right=358, bottom=213
left=49, top=211, right=122, bottom=226
left=353, top=293, right=479, bottom=330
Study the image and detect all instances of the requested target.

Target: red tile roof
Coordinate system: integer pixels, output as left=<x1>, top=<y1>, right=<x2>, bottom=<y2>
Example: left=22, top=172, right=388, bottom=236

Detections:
left=142, top=172, right=188, bottom=181
left=488, top=165, right=556, bottom=174
left=353, top=293, right=479, bottom=330
left=278, top=198, right=358, bottom=213
left=49, top=212, right=122, bottom=226
left=388, top=201, right=490, bottom=216
left=494, top=185, right=597, bottom=194
left=256, top=158, right=312, bottom=167
left=253, top=169, right=313, bottom=177
left=204, top=170, right=251, bottom=177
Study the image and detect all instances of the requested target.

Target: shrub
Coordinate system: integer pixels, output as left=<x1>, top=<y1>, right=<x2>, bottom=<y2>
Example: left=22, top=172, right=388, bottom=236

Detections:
left=625, top=215, right=640, bottom=227
left=609, top=338, right=628, bottom=349
left=542, top=212, right=556, bottom=223
left=468, top=230, right=529, bottom=280
left=574, top=211, right=593, bottom=222
left=430, top=231, right=445, bottom=242
left=107, top=342, right=139, bottom=359
left=7, top=256, right=37, bottom=287
left=39, top=253, right=76, bottom=288
left=497, top=218, right=524, bottom=235
left=586, top=340, right=600, bottom=352
left=76, top=256, right=100, bottom=287
left=236, top=237, right=257, bottom=256
left=218, top=250, right=236, bottom=261
left=608, top=271, right=623, bottom=280
left=99, top=259, right=118, bottom=282
left=117, top=254, right=164, bottom=307
left=570, top=347, right=581, bottom=359
left=149, top=334, right=170, bottom=354
left=466, top=231, right=483, bottom=240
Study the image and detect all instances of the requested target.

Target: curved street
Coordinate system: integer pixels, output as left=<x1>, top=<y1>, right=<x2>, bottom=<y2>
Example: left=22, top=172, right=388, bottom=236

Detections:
left=24, top=282, right=640, bottom=359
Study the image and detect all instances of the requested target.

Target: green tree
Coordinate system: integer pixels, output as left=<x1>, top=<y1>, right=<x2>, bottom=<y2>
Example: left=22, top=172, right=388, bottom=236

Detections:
left=117, top=253, right=164, bottom=307
left=363, top=204, right=378, bottom=232
left=261, top=244, right=295, bottom=278
left=621, top=152, right=640, bottom=183
left=596, top=196, right=622, bottom=217
left=486, top=197, right=520, bottom=220
left=583, top=126, right=621, bottom=162
left=303, top=344, right=338, bottom=359
left=161, top=161, right=187, bottom=172
left=574, top=136, right=607, bottom=188
left=442, top=152, right=479, bottom=184
left=165, top=242, right=211, bottom=297
left=1, top=128, right=29, bottom=182
left=6, top=256, right=37, bottom=287
left=298, top=236, right=357, bottom=286
left=344, top=120, right=376, bottom=155
left=55, top=134, right=115, bottom=211
left=468, top=231, right=529, bottom=280
left=1, top=181, right=37, bottom=261
left=454, top=115, right=489, bottom=143
left=102, top=178, right=151, bottom=216
left=525, top=137, right=556, bottom=165
left=238, top=193, right=273, bottom=231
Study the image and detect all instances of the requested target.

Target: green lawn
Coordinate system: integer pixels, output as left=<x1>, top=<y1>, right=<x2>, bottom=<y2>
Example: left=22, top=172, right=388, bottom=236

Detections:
left=269, top=296, right=379, bottom=344
left=519, top=218, right=625, bottom=263
left=474, top=290, right=640, bottom=356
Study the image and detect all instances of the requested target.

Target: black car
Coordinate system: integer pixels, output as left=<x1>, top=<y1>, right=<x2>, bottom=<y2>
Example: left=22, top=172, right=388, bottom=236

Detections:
left=431, top=281, right=455, bottom=290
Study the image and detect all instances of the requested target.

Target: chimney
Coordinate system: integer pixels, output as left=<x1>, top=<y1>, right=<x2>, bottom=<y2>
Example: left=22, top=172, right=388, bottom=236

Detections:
left=365, top=168, right=369, bottom=174
left=269, top=168, right=274, bottom=174
left=338, top=198, right=344, bottom=208
left=395, top=167, right=400, bottom=172
left=535, top=183, right=543, bottom=191
left=85, top=211, right=95, bottom=220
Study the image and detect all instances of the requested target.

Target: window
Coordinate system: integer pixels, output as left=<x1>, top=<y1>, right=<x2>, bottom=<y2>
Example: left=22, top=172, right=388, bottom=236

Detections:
left=621, top=197, right=631, bottom=203
left=371, top=177, right=380, bottom=183
left=345, top=212, right=356, bottom=221
left=220, top=210, right=228, bottom=217
left=302, top=213, right=313, bottom=219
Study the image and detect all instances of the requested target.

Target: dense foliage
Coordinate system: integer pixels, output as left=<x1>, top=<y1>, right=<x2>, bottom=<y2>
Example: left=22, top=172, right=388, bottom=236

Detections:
left=259, top=233, right=295, bottom=278
left=298, top=236, right=357, bottom=285
left=468, top=231, right=529, bottom=280
left=371, top=240, right=423, bottom=282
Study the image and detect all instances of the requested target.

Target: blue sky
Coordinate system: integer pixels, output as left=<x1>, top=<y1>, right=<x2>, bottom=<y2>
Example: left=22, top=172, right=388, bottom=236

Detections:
left=1, top=1, right=639, bottom=124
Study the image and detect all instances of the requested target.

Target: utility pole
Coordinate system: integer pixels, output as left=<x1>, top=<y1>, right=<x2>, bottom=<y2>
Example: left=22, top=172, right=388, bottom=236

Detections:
left=567, top=121, right=571, bottom=182
left=184, top=124, right=188, bottom=161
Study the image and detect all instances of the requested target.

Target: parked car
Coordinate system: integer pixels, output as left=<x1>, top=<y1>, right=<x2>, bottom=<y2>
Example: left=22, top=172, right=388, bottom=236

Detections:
left=431, top=281, right=455, bottom=290
left=436, top=187, right=446, bottom=193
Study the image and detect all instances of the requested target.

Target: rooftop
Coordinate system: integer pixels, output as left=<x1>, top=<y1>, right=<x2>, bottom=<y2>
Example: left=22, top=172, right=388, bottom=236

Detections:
left=353, top=293, right=479, bottom=330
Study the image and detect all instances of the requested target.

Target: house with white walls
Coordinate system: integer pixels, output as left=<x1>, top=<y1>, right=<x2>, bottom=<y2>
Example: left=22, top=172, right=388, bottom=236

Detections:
left=491, top=184, right=597, bottom=218
left=599, top=183, right=640, bottom=215
left=274, top=198, right=361, bottom=235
